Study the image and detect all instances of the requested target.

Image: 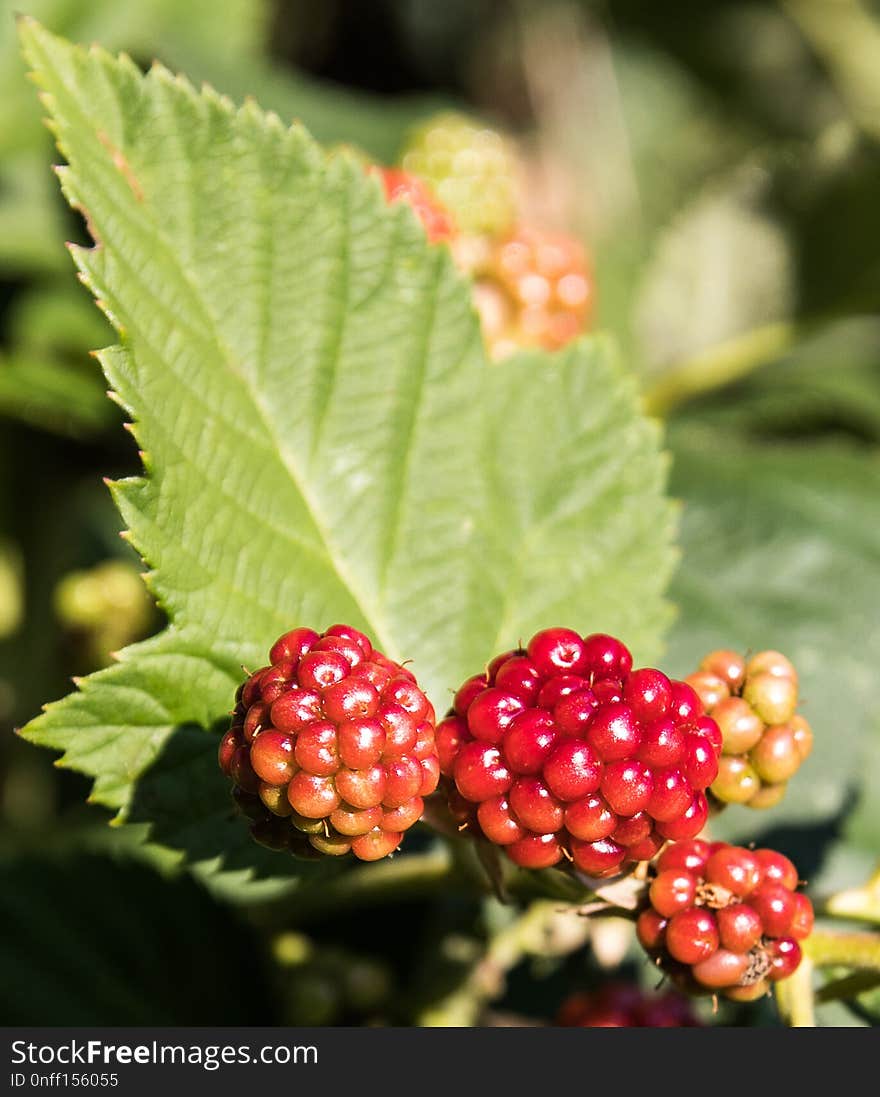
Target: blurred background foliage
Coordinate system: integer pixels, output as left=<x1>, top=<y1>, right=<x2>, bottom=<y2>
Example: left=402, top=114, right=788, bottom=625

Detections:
left=1, top=0, right=878, bottom=1026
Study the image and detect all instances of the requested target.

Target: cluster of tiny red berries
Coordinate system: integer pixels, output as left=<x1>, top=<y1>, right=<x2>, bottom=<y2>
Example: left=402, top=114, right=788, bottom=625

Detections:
left=219, top=625, right=440, bottom=862
left=369, top=111, right=594, bottom=358
left=557, top=983, right=699, bottom=1027
left=376, top=167, right=457, bottom=244
left=637, top=839, right=814, bottom=999
left=685, top=650, right=812, bottom=810
left=437, top=628, right=722, bottom=877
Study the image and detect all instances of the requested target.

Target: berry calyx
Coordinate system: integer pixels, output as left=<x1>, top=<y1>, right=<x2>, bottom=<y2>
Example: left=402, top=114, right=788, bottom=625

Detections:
left=637, top=840, right=813, bottom=1000
left=438, top=628, right=722, bottom=877
left=222, top=626, right=439, bottom=861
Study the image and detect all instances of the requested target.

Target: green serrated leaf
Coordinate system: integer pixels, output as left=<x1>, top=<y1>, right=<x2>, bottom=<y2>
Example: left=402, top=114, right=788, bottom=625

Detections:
left=17, top=21, right=675, bottom=890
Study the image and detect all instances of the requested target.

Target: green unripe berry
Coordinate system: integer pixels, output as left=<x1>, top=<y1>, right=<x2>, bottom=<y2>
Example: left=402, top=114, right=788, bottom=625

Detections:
left=743, top=672, right=797, bottom=725
left=713, top=697, right=764, bottom=755
left=749, top=725, right=802, bottom=784
left=400, top=111, right=518, bottom=238
left=684, top=671, right=729, bottom=711
left=747, top=781, right=788, bottom=810
left=745, top=650, right=798, bottom=685
left=712, top=755, right=760, bottom=804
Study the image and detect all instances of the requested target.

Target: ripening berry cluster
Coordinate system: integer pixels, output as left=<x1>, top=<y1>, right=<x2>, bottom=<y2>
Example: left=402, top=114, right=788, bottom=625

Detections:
left=437, top=628, right=722, bottom=877
left=218, top=625, right=440, bottom=862
left=637, top=839, right=814, bottom=1000
left=370, top=111, right=594, bottom=358
left=400, top=111, right=519, bottom=239
left=557, top=984, right=699, bottom=1027
left=471, top=228, right=593, bottom=357
left=685, top=650, right=812, bottom=810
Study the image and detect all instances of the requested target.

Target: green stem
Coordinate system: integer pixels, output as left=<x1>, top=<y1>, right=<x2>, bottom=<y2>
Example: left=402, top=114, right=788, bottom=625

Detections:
left=417, top=899, right=590, bottom=1026
left=284, top=848, right=458, bottom=924
left=641, top=321, right=796, bottom=417
left=803, top=929, right=880, bottom=971
left=775, top=955, right=816, bottom=1027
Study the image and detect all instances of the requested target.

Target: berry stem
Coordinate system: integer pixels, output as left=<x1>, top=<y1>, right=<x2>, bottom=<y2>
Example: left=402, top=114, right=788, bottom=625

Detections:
left=802, top=928, right=880, bottom=972
left=814, top=970, right=880, bottom=1005
left=823, top=866, right=880, bottom=926
left=774, top=954, right=816, bottom=1028
left=417, top=899, right=590, bottom=1026
left=282, top=849, right=458, bottom=923
left=642, top=321, right=795, bottom=417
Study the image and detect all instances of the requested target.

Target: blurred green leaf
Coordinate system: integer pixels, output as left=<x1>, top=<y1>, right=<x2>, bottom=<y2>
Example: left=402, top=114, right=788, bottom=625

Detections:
left=0, top=851, right=274, bottom=1023
left=18, top=24, right=675, bottom=894
left=784, top=0, right=880, bottom=142
left=659, top=317, right=880, bottom=439
left=0, top=349, right=113, bottom=435
left=666, top=422, right=880, bottom=878
left=635, top=166, right=794, bottom=378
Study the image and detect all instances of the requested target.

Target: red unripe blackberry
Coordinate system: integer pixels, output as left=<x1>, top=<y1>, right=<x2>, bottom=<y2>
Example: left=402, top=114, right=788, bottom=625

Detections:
left=570, top=836, right=627, bottom=877
left=666, top=908, right=720, bottom=964
left=656, top=838, right=711, bottom=875
left=454, top=742, right=513, bottom=802
left=477, top=795, right=527, bottom=845
left=377, top=167, right=456, bottom=243
left=691, top=948, right=749, bottom=988
left=537, top=674, right=588, bottom=709
left=623, top=668, right=672, bottom=722
left=251, top=730, right=299, bottom=784
left=503, top=709, right=558, bottom=773
left=439, top=628, right=722, bottom=875
left=611, top=811, right=652, bottom=846
left=754, top=848, right=799, bottom=889
left=494, top=655, right=542, bottom=704
left=668, top=682, right=701, bottom=723
left=654, top=793, right=708, bottom=841
left=601, top=760, right=653, bottom=815
left=582, top=633, right=633, bottom=679
left=586, top=703, right=640, bottom=761
left=351, top=826, right=404, bottom=862
left=636, top=908, right=668, bottom=952
left=526, top=627, right=588, bottom=677
left=637, top=719, right=685, bottom=768
left=705, top=846, right=761, bottom=896
left=557, top=984, right=699, bottom=1027
left=638, top=840, right=813, bottom=1000
left=750, top=882, right=798, bottom=937
left=507, top=831, right=563, bottom=869
left=270, top=688, right=323, bottom=734
left=789, top=892, right=815, bottom=940
left=699, top=649, right=746, bottom=692
left=716, top=903, right=763, bottom=952
left=650, top=870, right=698, bottom=918
left=542, top=739, right=602, bottom=800
left=218, top=728, right=240, bottom=774
left=564, top=793, right=616, bottom=841
left=509, top=777, right=565, bottom=833
left=223, top=625, right=439, bottom=861
left=767, top=938, right=802, bottom=981
left=646, top=767, right=693, bottom=822
left=467, top=688, right=525, bottom=743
